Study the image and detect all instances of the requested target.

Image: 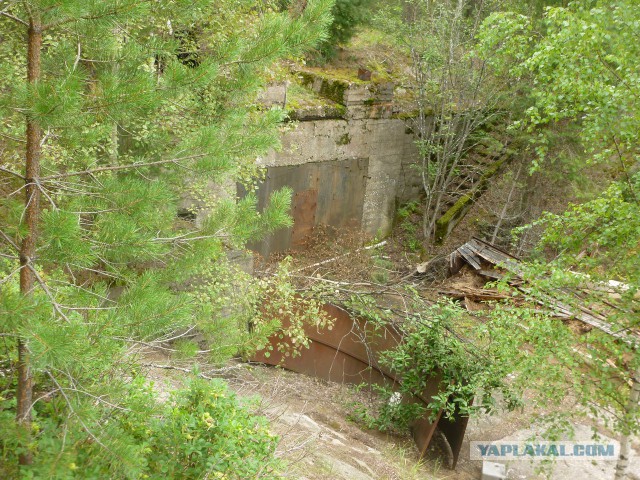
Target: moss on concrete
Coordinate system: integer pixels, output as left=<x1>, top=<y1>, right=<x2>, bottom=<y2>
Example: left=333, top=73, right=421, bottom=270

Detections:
left=435, top=154, right=510, bottom=244
left=284, top=75, right=347, bottom=120
left=297, top=70, right=351, bottom=105
left=319, top=79, right=350, bottom=105
left=336, top=133, right=351, bottom=145
left=392, top=110, right=420, bottom=120
left=287, top=104, right=347, bottom=121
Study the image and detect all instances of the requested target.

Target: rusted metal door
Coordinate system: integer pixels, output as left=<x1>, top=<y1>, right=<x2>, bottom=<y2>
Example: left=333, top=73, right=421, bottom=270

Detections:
left=245, top=158, right=369, bottom=257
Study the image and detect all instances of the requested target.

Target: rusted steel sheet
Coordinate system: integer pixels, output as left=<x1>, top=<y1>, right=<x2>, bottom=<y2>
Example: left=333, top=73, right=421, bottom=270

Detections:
left=291, top=188, right=318, bottom=249
left=245, top=158, right=369, bottom=257
left=250, top=304, right=468, bottom=468
left=438, top=409, right=471, bottom=468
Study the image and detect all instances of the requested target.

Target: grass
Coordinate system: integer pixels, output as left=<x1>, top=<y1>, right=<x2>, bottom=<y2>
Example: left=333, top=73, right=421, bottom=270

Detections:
left=381, top=442, right=441, bottom=480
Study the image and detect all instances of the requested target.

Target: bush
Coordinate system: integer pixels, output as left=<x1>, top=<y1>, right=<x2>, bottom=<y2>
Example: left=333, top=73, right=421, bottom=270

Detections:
left=349, top=300, right=520, bottom=433
left=279, top=0, right=373, bottom=58
left=0, top=377, right=281, bottom=479
left=144, top=378, right=280, bottom=479
left=324, top=0, right=373, bottom=54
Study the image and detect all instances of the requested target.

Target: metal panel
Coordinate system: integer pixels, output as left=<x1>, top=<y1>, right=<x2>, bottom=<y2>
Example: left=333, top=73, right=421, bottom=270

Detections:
left=438, top=409, right=471, bottom=468
left=291, top=188, right=318, bottom=249
left=250, top=303, right=469, bottom=469
left=246, top=158, right=369, bottom=257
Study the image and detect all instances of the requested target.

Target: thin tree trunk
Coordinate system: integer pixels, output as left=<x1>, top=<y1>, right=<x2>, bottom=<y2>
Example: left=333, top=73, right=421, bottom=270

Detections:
left=491, top=161, right=523, bottom=244
left=17, top=15, right=43, bottom=467
left=614, top=365, right=640, bottom=480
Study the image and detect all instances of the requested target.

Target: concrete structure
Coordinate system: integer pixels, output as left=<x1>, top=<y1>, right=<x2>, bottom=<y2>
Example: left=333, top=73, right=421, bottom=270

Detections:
left=251, top=70, right=422, bottom=256
left=481, top=462, right=506, bottom=480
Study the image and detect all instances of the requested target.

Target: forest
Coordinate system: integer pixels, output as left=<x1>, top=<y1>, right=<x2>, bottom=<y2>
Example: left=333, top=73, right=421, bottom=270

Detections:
left=0, top=1, right=638, bottom=479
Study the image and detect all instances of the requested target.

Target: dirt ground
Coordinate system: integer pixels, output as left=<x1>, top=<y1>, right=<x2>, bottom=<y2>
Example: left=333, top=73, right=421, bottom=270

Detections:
left=145, top=359, right=639, bottom=480
left=243, top=364, right=640, bottom=480
left=227, top=364, right=433, bottom=480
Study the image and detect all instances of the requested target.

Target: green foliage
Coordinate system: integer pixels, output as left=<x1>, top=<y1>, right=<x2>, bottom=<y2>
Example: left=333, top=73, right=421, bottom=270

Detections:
left=143, top=379, right=280, bottom=479
left=350, top=300, right=519, bottom=433
left=477, top=5, right=640, bottom=476
left=349, top=384, right=425, bottom=433
left=0, top=377, right=281, bottom=479
left=253, top=257, right=334, bottom=358
left=469, top=177, right=640, bottom=464
left=373, top=0, right=511, bottom=241
left=322, top=0, right=374, bottom=57
left=370, top=256, right=393, bottom=284
left=395, top=201, right=422, bottom=253
left=479, top=0, right=640, bottom=168
left=0, top=0, right=335, bottom=472
left=279, top=0, right=373, bottom=59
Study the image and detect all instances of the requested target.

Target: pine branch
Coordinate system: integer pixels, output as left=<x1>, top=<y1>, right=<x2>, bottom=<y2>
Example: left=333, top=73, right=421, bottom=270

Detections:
left=141, top=362, right=250, bottom=379
left=39, top=154, right=207, bottom=181
left=0, top=132, right=27, bottom=143
left=0, top=166, right=25, bottom=180
left=36, top=378, right=129, bottom=411
left=26, top=264, right=71, bottom=323
left=0, top=10, right=28, bottom=27
left=156, top=326, right=197, bottom=343
left=41, top=0, right=153, bottom=32
left=0, top=228, right=19, bottom=252
left=46, top=372, right=109, bottom=449
left=0, top=265, right=23, bottom=286
left=289, top=241, right=387, bottom=274
left=33, top=179, right=57, bottom=210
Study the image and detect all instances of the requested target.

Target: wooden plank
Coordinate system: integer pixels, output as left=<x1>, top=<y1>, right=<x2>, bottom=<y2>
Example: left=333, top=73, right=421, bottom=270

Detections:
left=449, top=238, right=637, bottom=345
left=457, top=245, right=482, bottom=270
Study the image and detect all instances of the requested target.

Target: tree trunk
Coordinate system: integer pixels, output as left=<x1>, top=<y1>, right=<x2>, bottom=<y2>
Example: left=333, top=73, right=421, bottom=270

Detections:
left=16, top=15, right=43, bottom=467
left=491, top=161, right=523, bottom=244
left=614, top=365, right=640, bottom=480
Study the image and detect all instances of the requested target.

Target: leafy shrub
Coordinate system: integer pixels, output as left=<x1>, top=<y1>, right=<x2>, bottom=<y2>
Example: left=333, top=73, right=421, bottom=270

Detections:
left=323, top=0, right=373, bottom=56
left=143, top=378, right=280, bottom=479
left=349, top=300, right=519, bottom=433
left=0, top=377, right=281, bottom=479
left=278, top=0, right=373, bottom=58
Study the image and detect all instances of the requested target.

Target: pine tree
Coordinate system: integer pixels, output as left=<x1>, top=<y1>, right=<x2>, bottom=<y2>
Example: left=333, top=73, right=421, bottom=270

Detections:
left=0, top=0, right=333, bottom=476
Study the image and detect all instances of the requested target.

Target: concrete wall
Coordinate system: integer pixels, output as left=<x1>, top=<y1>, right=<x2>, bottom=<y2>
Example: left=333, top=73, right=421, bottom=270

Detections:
left=252, top=72, right=422, bottom=255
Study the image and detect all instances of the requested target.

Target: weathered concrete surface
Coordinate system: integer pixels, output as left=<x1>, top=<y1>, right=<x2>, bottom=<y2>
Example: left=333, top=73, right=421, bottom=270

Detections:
left=259, top=117, right=418, bottom=239
left=445, top=391, right=640, bottom=480
left=456, top=421, right=640, bottom=480
left=251, top=72, right=421, bottom=255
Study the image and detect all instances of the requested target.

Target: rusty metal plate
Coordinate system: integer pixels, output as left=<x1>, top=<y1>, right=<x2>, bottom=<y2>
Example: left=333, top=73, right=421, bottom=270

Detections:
left=438, top=409, right=470, bottom=468
left=244, top=158, right=369, bottom=257
left=250, top=303, right=468, bottom=469
left=291, top=188, right=318, bottom=249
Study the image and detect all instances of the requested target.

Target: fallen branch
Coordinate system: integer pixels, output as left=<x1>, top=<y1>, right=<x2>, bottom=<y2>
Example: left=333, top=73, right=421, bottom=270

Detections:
left=289, top=240, right=387, bottom=274
left=141, top=362, right=252, bottom=379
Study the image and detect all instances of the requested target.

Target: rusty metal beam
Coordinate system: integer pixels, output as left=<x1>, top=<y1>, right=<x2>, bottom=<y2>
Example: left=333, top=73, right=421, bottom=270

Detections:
left=250, top=304, right=468, bottom=468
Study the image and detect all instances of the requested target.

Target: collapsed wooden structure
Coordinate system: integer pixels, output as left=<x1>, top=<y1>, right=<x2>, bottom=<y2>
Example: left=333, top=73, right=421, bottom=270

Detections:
left=448, top=237, right=639, bottom=344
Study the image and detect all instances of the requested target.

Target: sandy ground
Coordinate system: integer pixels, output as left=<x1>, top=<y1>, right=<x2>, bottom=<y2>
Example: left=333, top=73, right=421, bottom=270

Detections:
left=226, top=364, right=433, bottom=480
left=229, top=364, right=640, bottom=480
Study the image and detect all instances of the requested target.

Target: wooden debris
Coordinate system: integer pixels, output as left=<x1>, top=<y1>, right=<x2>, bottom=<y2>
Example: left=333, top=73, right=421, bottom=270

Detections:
left=447, top=237, right=639, bottom=345
left=438, top=286, right=509, bottom=302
